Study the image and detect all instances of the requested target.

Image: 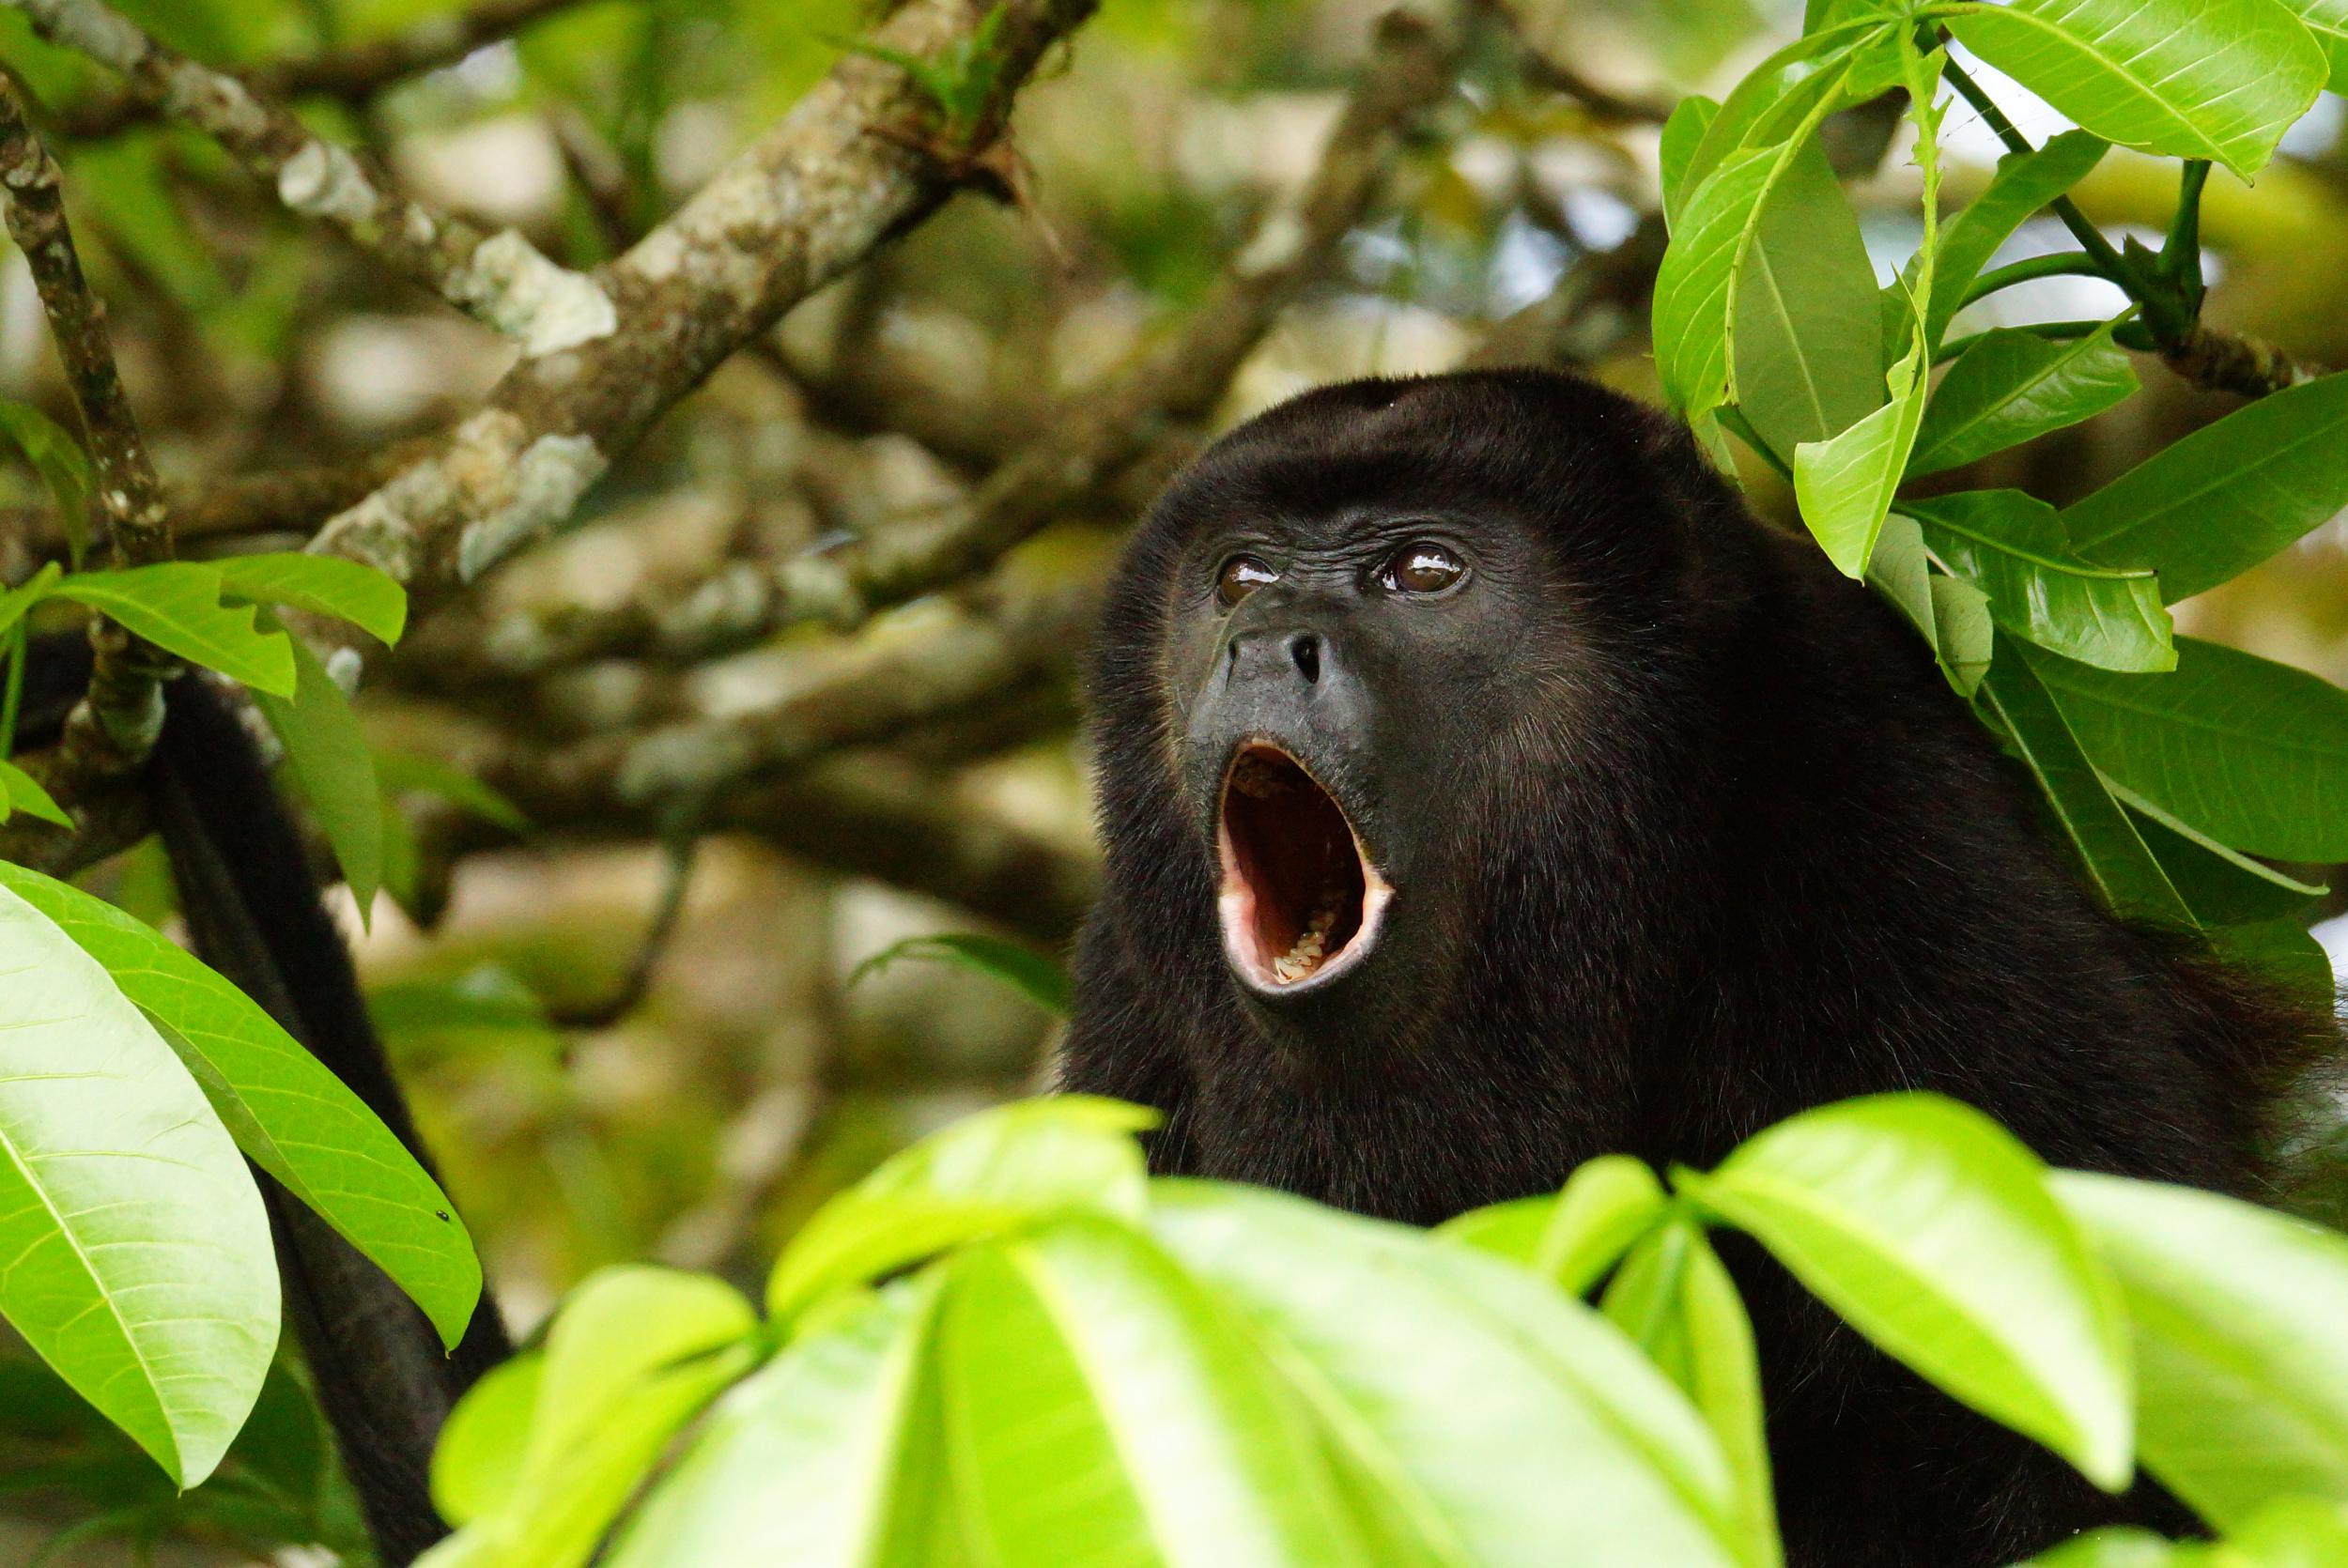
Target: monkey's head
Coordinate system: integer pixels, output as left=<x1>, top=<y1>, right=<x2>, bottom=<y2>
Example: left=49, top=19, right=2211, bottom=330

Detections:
left=1090, top=369, right=1749, bottom=1061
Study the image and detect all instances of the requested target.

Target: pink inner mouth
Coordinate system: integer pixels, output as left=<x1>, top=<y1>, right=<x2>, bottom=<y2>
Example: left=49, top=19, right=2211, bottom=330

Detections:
left=1216, top=744, right=1391, bottom=990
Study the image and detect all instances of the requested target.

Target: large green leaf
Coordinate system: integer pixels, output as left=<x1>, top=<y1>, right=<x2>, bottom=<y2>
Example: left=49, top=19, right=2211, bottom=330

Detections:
left=1903, top=491, right=2172, bottom=672
left=766, top=1096, right=1152, bottom=1321
left=1921, top=131, right=2109, bottom=346
left=1867, top=515, right=1993, bottom=696
left=1732, top=137, right=1885, bottom=459
left=252, top=627, right=385, bottom=916
left=2117, top=783, right=2326, bottom=927
left=1691, top=1094, right=2135, bottom=1489
left=1978, top=642, right=2195, bottom=928
left=1151, top=1181, right=1752, bottom=1568
left=1438, top=1154, right=1667, bottom=1296
left=934, top=1221, right=1378, bottom=1566
left=1679, top=22, right=1883, bottom=197
left=2053, top=1173, right=2348, bottom=1531
left=600, top=1276, right=944, bottom=1568
left=0, top=860, right=482, bottom=1349
left=1908, top=323, right=2139, bottom=477
left=2278, top=0, right=2348, bottom=88
left=0, top=880, right=277, bottom=1486
left=1943, top=0, right=2325, bottom=178
left=420, top=1267, right=759, bottom=1568
left=215, top=552, right=408, bottom=646
left=52, top=563, right=295, bottom=696
left=2065, top=373, right=2348, bottom=604
left=2033, top=636, right=2348, bottom=862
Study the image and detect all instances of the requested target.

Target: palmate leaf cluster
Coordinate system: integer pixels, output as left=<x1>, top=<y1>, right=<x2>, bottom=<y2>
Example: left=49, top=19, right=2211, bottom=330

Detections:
left=1654, top=0, right=2348, bottom=1001
left=405, top=1094, right=2348, bottom=1568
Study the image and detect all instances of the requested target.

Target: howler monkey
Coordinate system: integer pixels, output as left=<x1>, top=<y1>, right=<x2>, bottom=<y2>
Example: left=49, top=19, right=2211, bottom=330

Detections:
left=1058, top=368, right=2340, bottom=1566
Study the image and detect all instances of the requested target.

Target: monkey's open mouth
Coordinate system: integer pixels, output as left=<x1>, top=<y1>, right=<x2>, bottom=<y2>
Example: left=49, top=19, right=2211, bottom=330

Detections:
left=1216, top=744, right=1392, bottom=992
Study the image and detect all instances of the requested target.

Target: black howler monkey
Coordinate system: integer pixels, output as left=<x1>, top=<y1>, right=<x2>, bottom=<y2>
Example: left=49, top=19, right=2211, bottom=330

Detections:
left=1058, top=368, right=2340, bottom=1567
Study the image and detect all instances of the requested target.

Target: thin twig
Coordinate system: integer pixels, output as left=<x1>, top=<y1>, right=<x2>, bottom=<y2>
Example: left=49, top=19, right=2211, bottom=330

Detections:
left=0, top=77, right=172, bottom=780
left=5, top=0, right=616, bottom=354
left=57, top=0, right=593, bottom=139
left=549, top=825, right=703, bottom=1029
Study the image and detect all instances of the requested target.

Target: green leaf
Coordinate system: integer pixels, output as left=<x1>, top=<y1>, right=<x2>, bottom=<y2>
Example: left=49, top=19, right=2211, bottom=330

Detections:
left=600, top=1276, right=944, bottom=1568
left=2116, top=781, right=2326, bottom=927
left=0, top=859, right=483, bottom=1350
left=2025, top=1529, right=2195, bottom=1566
left=0, top=756, right=70, bottom=826
left=1791, top=39, right=1940, bottom=579
left=375, top=751, right=530, bottom=835
left=1794, top=338, right=1928, bottom=576
left=420, top=1267, right=758, bottom=1568
left=2278, top=0, right=2348, bottom=89
left=431, top=1353, right=543, bottom=1529
left=251, top=626, right=384, bottom=917
left=1943, top=0, right=2325, bottom=179
left=1867, top=515, right=1979, bottom=695
left=1909, top=322, right=2139, bottom=477
left=1921, top=131, right=2109, bottom=347
left=2065, top=372, right=2348, bottom=602
left=1661, top=96, right=1722, bottom=231
left=1437, top=1153, right=1667, bottom=1295
left=1903, top=491, right=2172, bottom=672
left=2207, top=917, right=2336, bottom=1009
left=1930, top=572, right=1997, bottom=697
left=1691, top=1093, right=2135, bottom=1490
left=0, top=401, right=92, bottom=567
left=0, top=879, right=277, bottom=1486
left=930, top=1221, right=1377, bottom=1566
left=1151, top=1181, right=1752, bottom=1567
left=1732, top=136, right=1886, bottom=457
left=846, top=931, right=1071, bottom=1014
left=214, top=553, right=408, bottom=646
left=52, top=564, right=294, bottom=696
left=2034, top=636, right=2348, bottom=862
left=2053, top=1172, right=2348, bottom=1531
left=1676, top=1227, right=1779, bottom=1568
left=765, top=1096, right=1153, bottom=1321
left=0, top=561, right=61, bottom=644
left=1680, top=23, right=1881, bottom=198
left=1978, top=641, right=2196, bottom=928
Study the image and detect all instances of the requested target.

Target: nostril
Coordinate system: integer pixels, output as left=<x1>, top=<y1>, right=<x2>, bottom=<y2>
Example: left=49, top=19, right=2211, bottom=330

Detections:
left=1290, top=634, right=1320, bottom=683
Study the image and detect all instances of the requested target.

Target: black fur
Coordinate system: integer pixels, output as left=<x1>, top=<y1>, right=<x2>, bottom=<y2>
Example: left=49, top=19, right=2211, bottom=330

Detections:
left=19, top=636, right=503, bottom=1564
left=1059, top=369, right=2339, bottom=1566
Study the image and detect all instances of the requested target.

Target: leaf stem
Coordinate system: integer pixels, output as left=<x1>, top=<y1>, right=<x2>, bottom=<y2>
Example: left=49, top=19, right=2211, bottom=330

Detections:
left=1717, top=405, right=1793, bottom=482
left=0, top=623, right=23, bottom=758
left=1938, top=55, right=2184, bottom=340
left=1958, top=253, right=2111, bottom=308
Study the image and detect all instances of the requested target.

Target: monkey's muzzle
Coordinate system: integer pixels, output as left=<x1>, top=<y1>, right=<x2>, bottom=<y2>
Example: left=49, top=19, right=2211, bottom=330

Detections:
left=1215, top=742, right=1392, bottom=993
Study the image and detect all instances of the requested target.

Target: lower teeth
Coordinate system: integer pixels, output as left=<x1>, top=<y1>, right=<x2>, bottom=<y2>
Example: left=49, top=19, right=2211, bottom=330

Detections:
left=1272, top=905, right=1340, bottom=981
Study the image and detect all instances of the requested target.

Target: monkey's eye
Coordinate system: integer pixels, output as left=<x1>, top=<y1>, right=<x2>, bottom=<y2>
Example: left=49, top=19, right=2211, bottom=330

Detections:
left=1216, top=555, right=1278, bottom=607
left=1378, top=541, right=1465, bottom=594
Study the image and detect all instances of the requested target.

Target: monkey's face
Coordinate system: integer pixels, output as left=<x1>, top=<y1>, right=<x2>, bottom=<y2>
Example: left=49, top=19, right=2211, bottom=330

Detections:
left=1161, top=506, right=1548, bottom=1025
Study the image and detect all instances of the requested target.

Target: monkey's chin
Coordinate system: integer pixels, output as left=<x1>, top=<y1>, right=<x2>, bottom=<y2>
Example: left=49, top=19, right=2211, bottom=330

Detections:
left=1214, top=741, right=1394, bottom=996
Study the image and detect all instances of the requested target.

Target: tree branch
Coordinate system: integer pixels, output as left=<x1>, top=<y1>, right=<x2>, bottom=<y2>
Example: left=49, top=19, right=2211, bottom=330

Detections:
left=57, top=0, right=594, bottom=140
left=442, top=8, right=1454, bottom=677
left=297, top=0, right=1100, bottom=666
left=0, top=77, right=172, bottom=786
left=6, top=0, right=616, bottom=353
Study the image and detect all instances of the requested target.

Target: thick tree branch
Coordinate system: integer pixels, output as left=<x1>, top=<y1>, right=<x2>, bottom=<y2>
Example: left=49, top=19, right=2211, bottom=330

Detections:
left=297, top=0, right=1099, bottom=662
left=2160, top=321, right=2327, bottom=400
left=57, top=0, right=592, bottom=140
left=0, top=77, right=172, bottom=790
left=6, top=0, right=615, bottom=353
left=445, top=8, right=1453, bottom=677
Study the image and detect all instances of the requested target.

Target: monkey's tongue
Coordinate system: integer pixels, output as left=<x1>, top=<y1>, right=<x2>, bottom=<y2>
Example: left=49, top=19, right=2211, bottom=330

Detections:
left=1218, top=745, right=1370, bottom=987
